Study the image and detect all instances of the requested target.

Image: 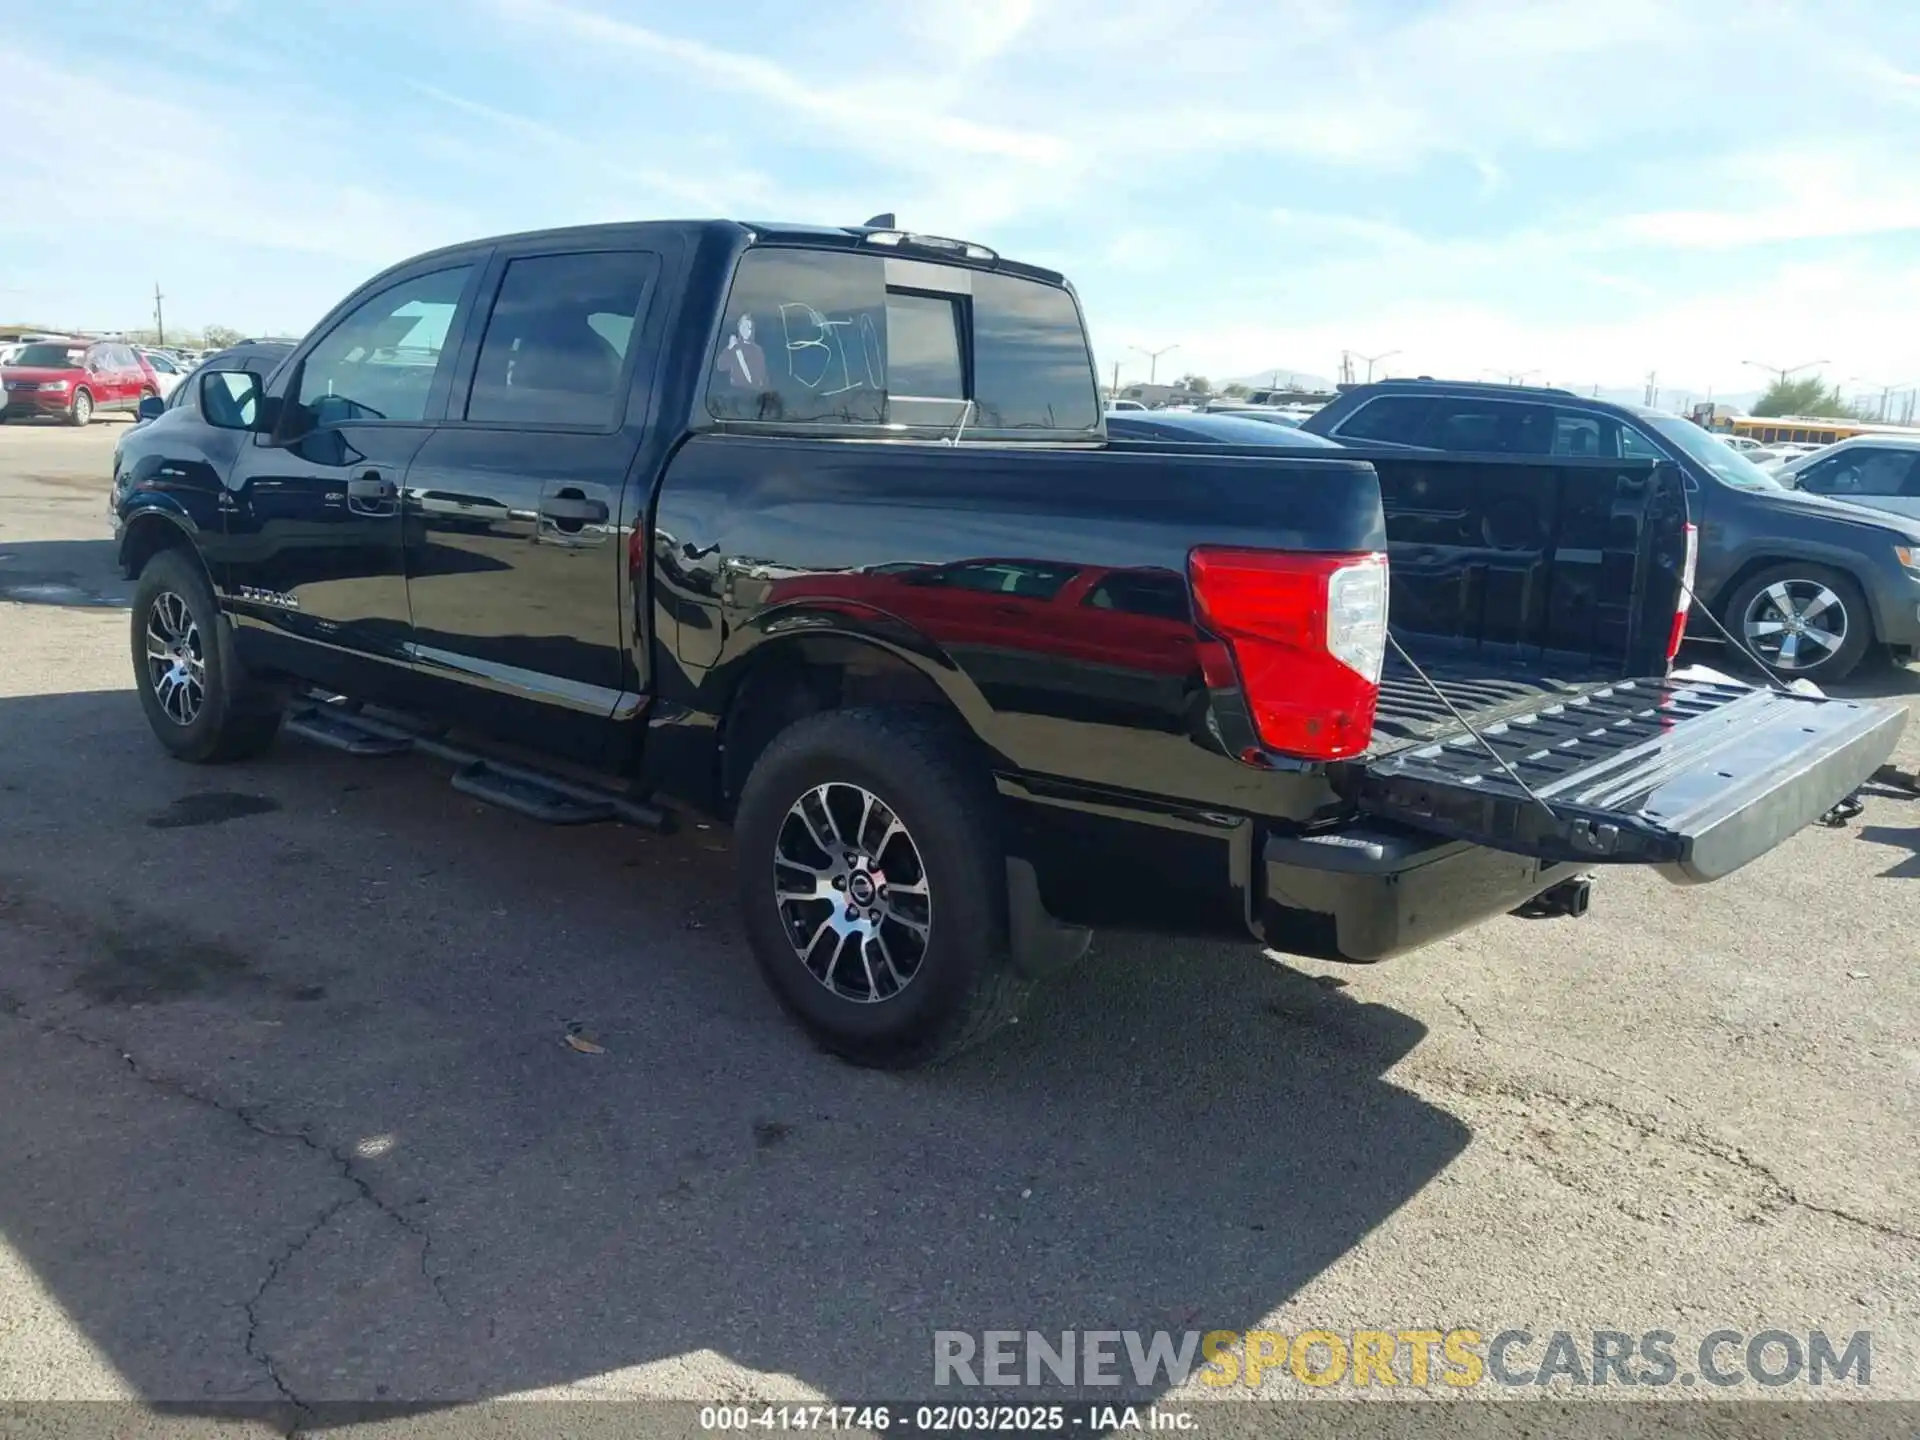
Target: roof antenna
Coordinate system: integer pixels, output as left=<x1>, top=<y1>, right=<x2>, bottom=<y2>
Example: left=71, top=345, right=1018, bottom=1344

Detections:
left=862, top=212, right=896, bottom=229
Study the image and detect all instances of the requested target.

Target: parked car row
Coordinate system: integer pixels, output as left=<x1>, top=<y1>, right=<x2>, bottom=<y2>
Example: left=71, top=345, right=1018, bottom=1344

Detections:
left=0, top=339, right=164, bottom=426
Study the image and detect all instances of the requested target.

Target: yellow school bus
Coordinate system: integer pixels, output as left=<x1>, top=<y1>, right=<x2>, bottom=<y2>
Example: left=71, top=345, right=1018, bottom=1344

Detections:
left=1707, top=415, right=1920, bottom=446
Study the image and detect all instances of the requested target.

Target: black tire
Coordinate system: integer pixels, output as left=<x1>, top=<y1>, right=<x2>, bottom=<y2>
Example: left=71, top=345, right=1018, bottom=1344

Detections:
left=68, top=388, right=93, bottom=427
left=1723, top=562, right=1872, bottom=683
left=131, top=549, right=285, bottom=762
left=733, top=707, right=1027, bottom=1068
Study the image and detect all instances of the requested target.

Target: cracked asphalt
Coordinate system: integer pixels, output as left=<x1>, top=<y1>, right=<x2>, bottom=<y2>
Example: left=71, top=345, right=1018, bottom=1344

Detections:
left=1, top=423, right=1917, bottom=1427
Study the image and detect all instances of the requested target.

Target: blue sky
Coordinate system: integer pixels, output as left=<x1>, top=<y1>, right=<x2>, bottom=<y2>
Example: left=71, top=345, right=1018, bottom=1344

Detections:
left=4, top=0, right=1919, bottom=401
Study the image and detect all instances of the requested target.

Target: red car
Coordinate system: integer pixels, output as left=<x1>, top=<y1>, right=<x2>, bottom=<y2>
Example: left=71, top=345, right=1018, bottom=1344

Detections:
left=0, top=339, right=160, bottom=426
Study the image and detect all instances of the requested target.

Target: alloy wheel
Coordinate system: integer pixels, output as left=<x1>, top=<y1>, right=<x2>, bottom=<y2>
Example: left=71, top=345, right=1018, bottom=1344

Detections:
left=773, top=783, right=932, bottom=1003
left=1742, top=579, right=1847, bottom=672
left=144, top=591, right=206, bottom=725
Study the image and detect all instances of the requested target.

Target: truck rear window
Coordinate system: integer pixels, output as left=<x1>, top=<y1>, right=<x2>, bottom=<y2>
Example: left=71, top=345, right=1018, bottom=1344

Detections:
left=705, top=247, right=1099, bottom=439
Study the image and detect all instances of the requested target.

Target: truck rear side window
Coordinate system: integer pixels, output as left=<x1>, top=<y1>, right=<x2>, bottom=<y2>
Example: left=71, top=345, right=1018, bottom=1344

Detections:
left=465, top=250, right=659, bottom=428
left=706, top=246, right=1098, bottom=438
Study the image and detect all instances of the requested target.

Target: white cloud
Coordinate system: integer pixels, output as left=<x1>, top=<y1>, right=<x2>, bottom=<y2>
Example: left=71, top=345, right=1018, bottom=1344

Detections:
left=1605, top=142, right=1920, bottom=249
left=0, top=48, right=478, bottom=270
left=1115, top=252, right=1920, bottom=401
left=492, top=0, right=1070, bottom=166
left=905, top=0, right=1040, bottom=66
left=5, top=0, right=1919, bottom=390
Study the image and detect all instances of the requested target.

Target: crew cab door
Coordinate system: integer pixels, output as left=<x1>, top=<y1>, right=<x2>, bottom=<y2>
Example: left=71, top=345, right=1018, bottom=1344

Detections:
left=1343, top=674, right=1905, bottom=883
left=222, top=264, right=478, bottom=676
left=400, top=244, right=662, bottom=745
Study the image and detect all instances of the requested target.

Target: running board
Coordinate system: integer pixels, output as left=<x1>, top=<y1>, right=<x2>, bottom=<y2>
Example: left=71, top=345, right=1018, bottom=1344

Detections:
left=451, top=759, right=614, bottom=825
left=283, top=702, right=417, bottom=756
left=282, top=695, right=670, bottom=832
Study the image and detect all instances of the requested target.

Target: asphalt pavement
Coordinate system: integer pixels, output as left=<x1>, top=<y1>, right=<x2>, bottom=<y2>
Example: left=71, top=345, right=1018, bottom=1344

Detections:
left=1, top=421, right=1916, bottom=1432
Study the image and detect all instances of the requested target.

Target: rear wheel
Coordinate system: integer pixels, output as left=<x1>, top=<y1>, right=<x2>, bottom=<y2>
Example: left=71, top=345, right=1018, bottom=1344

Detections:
left=68, top=388, right=93, bottom=427
left=1725, top=563, right=1872, bottom=683
left=733, top=708, right=1027, bottom=1068
left=132, top=549, right=285, bottom=762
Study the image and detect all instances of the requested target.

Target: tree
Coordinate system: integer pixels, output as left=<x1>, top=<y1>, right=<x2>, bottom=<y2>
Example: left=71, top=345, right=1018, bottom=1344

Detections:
left=201, top=325, right=245, bottom=350
left=1221, top=382, right=1250, bottom=398
left=1751, top=375, right=1861, bottom=419
left=1178, top=373, right=1212, bottom=396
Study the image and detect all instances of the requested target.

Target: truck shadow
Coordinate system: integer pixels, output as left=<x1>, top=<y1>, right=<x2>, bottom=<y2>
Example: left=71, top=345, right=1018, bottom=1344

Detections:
left=0, top=688, right=1468, bottom=1417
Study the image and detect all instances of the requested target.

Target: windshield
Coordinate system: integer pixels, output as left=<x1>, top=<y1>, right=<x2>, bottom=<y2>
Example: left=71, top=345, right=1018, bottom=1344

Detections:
left=1643, top=415, right=1781, bottom=489
left=8, top=343, right=85, bottom=369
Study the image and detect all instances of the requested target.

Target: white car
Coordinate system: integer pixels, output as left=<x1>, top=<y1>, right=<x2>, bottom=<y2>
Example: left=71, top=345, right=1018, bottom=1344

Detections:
left=136, top=348, right=190, bottom=398
left=1772, top=434, right=1920, bottom=519
left=1717, top=433, right=1785, bottom=464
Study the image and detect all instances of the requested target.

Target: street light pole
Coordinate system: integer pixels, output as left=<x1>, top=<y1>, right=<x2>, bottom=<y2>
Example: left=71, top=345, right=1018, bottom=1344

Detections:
left=1743, top=358, right=1828, bottom=387
left=1130, top=343, right=1179, bottom=385
left=1348, top=348, right=1400, bottom=383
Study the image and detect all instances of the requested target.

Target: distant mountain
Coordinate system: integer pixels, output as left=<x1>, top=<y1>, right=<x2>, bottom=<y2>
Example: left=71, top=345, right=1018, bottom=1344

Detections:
left=1567, top=386, right=1764, bottom=415
left=1226, top=367, right=1338, bottom=392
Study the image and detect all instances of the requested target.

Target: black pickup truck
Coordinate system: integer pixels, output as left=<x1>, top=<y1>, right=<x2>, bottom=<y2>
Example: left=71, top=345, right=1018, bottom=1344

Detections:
left=113, top=218, right=1906, bottom=1066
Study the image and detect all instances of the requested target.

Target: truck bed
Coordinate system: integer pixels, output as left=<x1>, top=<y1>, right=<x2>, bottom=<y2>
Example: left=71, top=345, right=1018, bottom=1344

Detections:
left=1352, top=447, right=1693, bottom=758
left=1369, top=646, right=1617, bottom=755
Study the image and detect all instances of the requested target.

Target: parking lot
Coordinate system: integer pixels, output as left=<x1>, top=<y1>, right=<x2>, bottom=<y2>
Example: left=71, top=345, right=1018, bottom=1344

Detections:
left=1, top=421, right=1917, bottom=1424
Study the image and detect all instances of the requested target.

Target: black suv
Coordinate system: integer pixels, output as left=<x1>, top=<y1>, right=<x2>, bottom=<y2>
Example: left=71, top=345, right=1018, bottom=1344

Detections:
left=1304, top=380, right=1920, bottom=682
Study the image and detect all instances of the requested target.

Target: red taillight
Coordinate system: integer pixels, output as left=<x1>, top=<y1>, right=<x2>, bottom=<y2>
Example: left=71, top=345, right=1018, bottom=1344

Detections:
left=1666, top=522, right=1699, bottom=667
left=1189, top=547, right=1388, bottom=762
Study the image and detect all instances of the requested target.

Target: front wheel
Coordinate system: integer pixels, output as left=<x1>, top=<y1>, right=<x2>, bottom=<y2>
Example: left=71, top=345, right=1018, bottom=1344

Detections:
left=132, top=549, right=285, bottom=762
left=732, top=708, right=1027, bottom=1068
left=1724, top=563, right=1872, bottom=683
left=68, top=388, right=93, bottom=426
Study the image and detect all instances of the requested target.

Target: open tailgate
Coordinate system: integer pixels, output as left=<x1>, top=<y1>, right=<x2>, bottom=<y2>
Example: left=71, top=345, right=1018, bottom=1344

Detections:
left=1345, top=675, right=1905, bottom=883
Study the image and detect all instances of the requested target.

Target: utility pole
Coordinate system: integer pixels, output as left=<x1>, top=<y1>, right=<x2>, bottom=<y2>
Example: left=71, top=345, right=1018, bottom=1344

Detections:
left=153, top=282, right=166, bottom=347
left=1110, top=360, right=1121, bottom=401
left=1130, top=343, right=1178, bottom=385
left=1850, top=376, right=1920, bottom=423
left=1644, top=371, right=1658, bottom=407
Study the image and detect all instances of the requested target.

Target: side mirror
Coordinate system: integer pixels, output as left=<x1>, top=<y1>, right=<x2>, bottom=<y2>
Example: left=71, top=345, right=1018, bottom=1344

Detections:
left=137, top=394, right=166, bottom=422
left=200, top=368, right=266, bottom=432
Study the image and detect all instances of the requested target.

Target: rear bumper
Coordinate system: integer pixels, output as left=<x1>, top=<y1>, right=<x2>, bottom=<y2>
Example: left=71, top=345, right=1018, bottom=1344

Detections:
left=1260, top=824, right=1581, bottom=963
